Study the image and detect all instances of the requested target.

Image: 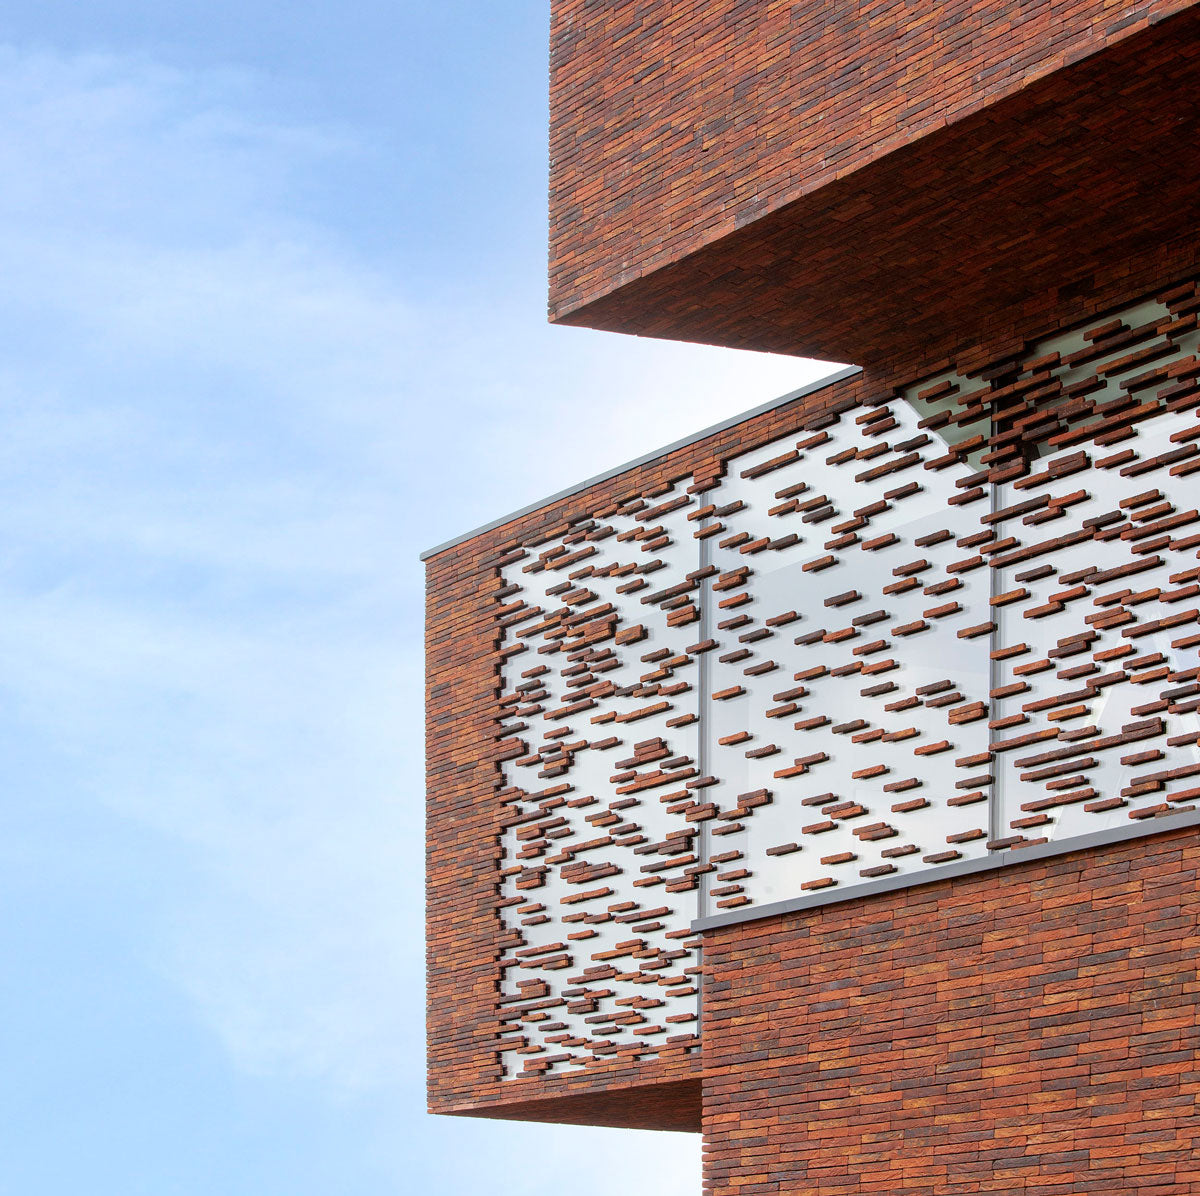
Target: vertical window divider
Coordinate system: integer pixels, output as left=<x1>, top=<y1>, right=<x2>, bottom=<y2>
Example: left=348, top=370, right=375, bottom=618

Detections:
left=987, top=474, right=1003, bottom=849
left=696, top=523, right=713, bottom=924
left=694, top=513, right=714, bottom=1040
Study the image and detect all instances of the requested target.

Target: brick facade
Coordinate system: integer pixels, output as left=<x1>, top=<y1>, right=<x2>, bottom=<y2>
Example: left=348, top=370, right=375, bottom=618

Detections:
left=428, top=270, right=1200, bottom=1139
left=702, top=824, right=1200, bottom=1194
left=426, top=2, right=1200, bottom=1184
left=550, top=0, right=1188, bottom=321
left=549, top=2, right=1200, bottom=370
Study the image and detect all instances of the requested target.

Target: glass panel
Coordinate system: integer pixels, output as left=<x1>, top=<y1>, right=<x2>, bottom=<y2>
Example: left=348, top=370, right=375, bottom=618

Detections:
left=992, top=310, right=1200, bottom=843
left=495, top=483, right=703, bottom=1077
left=705, top=397, right=992, bottom=909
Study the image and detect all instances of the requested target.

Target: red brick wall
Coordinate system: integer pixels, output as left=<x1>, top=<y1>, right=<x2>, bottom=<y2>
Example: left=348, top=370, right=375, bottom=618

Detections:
left=549, top=0, right=1194, bottom=331
left=702, top=824, right=1200, bottom=1194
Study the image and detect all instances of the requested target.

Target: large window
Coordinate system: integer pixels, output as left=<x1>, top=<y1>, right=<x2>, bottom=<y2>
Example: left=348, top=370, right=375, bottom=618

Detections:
left=493, top=291, right=1200, bottom=1076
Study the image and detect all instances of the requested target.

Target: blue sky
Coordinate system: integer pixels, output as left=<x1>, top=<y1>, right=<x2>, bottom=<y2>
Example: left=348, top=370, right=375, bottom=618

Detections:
left=0, top=5, right=835, bottom=1193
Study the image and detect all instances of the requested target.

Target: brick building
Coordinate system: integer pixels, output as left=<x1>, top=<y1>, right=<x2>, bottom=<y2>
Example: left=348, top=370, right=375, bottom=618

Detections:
left=425, top=4, right=1200, bottom=1191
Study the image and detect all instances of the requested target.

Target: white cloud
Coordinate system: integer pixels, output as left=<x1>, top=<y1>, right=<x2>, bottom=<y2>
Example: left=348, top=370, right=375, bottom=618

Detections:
left=0, top=40, right=830, bottom=1189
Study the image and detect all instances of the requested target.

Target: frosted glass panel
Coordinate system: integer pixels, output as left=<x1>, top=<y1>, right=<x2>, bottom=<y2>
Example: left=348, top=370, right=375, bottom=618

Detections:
left=704, top=398, right=992, bottom=907
left=990, top=303, right=1200, bottom=844
left=494, top=482, right=704, bottom=1077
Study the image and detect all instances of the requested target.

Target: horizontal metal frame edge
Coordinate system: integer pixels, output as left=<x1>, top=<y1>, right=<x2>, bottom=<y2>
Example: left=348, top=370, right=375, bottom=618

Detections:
left=691, top=808, right=1200, bottom=933
left=419, top=364, right=861, bottom=561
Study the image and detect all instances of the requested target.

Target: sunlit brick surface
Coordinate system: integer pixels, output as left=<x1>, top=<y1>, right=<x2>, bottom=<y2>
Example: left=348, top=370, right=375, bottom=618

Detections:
left=702, top=825, right=1200, bottom=1194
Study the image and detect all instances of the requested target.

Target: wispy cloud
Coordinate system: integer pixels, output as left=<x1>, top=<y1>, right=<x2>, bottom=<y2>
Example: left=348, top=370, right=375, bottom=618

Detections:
left=0, top=41, right=834, bottom=1192
left=0, top=41, right=427, bottom=1101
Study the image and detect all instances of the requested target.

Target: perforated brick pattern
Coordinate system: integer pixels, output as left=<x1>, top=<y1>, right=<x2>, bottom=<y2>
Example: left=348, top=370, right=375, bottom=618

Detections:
left=428, top=274, right=1200, bottom=1114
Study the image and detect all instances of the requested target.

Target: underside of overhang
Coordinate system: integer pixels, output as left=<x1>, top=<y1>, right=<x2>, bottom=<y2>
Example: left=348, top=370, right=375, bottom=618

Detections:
left=551, top=8, right=1200, bottom=377
left=444, top=1076, right=702, bottom=1132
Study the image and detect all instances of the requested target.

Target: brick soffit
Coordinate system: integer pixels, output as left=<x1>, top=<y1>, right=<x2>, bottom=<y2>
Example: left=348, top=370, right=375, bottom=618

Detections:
left=549, top=8, right=1200, bottom=370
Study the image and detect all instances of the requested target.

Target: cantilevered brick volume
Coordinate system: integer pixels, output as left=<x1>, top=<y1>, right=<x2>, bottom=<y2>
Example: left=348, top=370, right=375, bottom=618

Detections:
left=427, top=4, right=1200, bottom=1190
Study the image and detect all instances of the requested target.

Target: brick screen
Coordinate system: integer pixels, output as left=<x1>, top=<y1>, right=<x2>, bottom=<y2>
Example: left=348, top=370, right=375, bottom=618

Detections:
left=702, top=824, right=1200, bottom=1194
left=426, top=368, right=864, bottom=1126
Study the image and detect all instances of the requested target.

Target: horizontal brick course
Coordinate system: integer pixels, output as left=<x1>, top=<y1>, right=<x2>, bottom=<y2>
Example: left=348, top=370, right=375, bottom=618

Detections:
left=550, top=2, right=1200, bottom=372
left=702, top=824, right=1200, bottom=1193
